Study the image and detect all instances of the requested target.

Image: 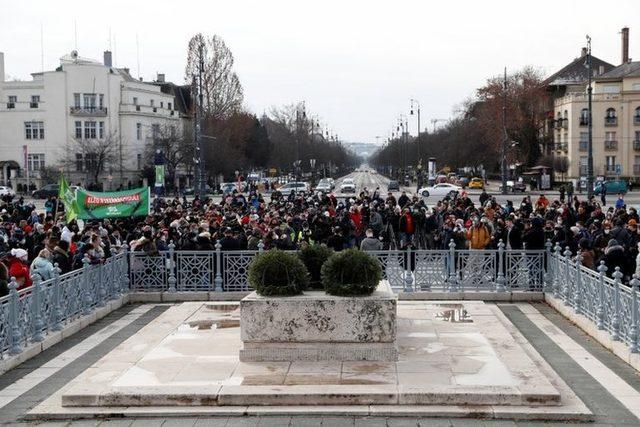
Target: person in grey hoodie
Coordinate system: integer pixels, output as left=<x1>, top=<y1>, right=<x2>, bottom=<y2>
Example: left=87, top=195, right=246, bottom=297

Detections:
left=360, top=228, right=383, bottom=251
left=30, top=249, right=55, bottom=281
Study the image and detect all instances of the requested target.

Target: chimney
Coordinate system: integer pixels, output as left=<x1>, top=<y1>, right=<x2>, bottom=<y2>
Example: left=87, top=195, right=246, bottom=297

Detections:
left=103, top=50, right=112, bottom=67
left=581, top=47, right=588, bottom=57
left=622, top=27, right=630, bottom=64
left=157, top=73, right=165, bottom=83
left=0, top=52, right=4, bottom=84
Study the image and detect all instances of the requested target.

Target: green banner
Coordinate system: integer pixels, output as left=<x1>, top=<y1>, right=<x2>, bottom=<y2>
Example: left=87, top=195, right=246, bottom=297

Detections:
left=155, top=165, right=165, bottom=187
left=75, top=187, right=150, bottom=219
left=58, top=174, right=78, bottom=222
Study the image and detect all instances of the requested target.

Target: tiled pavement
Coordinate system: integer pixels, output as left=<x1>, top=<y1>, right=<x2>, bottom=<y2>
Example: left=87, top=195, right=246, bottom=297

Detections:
left=1, top=302, right=640, bottom=426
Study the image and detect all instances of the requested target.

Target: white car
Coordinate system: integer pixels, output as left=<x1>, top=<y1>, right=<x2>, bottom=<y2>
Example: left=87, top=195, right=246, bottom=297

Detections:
left=315, top=179, right=333, bottom=193
left=0, top=186, right=15, bottom=197
left=340, top=178, right=356, bottom=193
left=279, top=182, right=310, bottom=193
left=418, top=183, right=461, bottom=198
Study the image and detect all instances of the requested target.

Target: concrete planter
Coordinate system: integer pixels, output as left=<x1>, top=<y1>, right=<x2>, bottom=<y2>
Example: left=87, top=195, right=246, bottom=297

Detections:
left=239, top=281, right=397, bottom=361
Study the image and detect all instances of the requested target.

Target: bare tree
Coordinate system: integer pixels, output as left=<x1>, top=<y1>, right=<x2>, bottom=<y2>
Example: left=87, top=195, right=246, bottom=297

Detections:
left=143, top=124, right=195, bottom=189
left=62, top=131, right=120, bottom=186
left=185, top=33, right=244, bottom=119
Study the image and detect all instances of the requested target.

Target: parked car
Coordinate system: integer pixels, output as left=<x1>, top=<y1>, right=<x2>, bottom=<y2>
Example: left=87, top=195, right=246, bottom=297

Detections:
left=0, top=186, right=15, bottom=197
left=468, top=177, right=484, bottom=190
left=279, top=182, right=310, bottom=193
left=32, top=184, right=60, bottom=199
left=417, top=183, right=461, bottom=198
left=506, top=179, right=526, bottom=193
left=387, top=180, right=400, bottom=192
left=458, top=177, right=470, bottom=188
left=594, top=180, right=628, bottom=195
left=340, top=178, right=356, bottom=193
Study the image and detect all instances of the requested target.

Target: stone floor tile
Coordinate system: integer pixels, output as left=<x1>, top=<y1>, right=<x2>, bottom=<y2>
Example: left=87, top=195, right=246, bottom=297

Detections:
left=354, top=417, right=386, bottom=427
left=386, top=418, right=419, bottom=427
left=97, top=420, right=133, bottom=427
left=417, top=419, right=452, bottom=427
left=289, top=362, right=342, bottom=374
left=256, top=415, right=292, bottom=426
left=193, top=417, right=229, bottom=427
left=160, top=417, right=198, bottom=427
left=289, top=416, right=322, bottom=426
left=224, top=418, right=259, bottom=427
left=129, top=419, right=165, bottom=427
left=320, top=416, right=354, bottom=427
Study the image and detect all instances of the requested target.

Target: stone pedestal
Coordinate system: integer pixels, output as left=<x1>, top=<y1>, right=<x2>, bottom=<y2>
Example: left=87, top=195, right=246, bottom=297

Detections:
left=239, top=282, right=397, bottom=361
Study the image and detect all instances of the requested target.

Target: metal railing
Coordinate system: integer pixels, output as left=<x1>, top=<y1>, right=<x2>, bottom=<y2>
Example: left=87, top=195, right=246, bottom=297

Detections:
left=547, top=244, right=640, bottom=353
left=0, top=252, right=128, bottom=359
left=128, top=240, right=548, bottom=293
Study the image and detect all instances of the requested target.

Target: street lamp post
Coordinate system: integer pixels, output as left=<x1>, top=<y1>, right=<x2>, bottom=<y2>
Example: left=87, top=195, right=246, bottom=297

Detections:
left=501, top=67, right=508, bottom=195
left=410, top=99, right=422, bottom=189
left=586, top=35, right=594, bottom=199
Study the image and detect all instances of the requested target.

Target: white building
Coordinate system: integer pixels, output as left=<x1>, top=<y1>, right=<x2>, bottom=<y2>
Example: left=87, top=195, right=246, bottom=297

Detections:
left=0, top=50, right=191, bottom=190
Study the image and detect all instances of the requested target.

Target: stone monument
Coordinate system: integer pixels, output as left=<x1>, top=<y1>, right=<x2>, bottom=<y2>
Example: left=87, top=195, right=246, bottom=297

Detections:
left=239, top=281, right=398, bottom=361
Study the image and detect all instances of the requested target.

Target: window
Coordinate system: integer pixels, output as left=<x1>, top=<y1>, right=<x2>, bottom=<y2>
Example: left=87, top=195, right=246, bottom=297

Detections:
left=136, top=123, right=142, bottom=140
left=83, top=94, right=96, bottom=110
left=580, top=108, right=589, bottom=126
left=133, top=97, right=138, bottom=105
left=579, top=132, right=588, bottom=151
left=7, top=96, right=16, bottom=109
left=168, top=102, right=172, bottom=111
left=85, top=153, right=99, bottom=171
left=579, top=156, right=588, bottom=175
left=152, top=124, right=160, bottom=139
left=84, top=121, right=97, bottom=139
left=75, top=153, right=83, bottom=172
left=99, top=94, right=104, bottom=109
left=98, top=121, right=104, bottom=139
left=30, top=95, right=40, bottom=108
left=636, top=131, right=640, bottom=143
left=635, top=107, right=640, bottom=124
left=73, top=93, right=81, bottom=108
left=150, top=100, right=154, bottom=107
left=605, top=131, right=616, bottom=141
left=160, top=101, right=164, bottom=109
left=136, top=154, right=142, bottom=170
left=605, top=156, right=616, bottom=173
left=27, top=153, right=45, bottom=171
left=24, top=121, right=44, bottom=139
left=605, top=108, right=617, bottom=125
left=605, top=131, right=617, bottom=150
left=75, top=121, right=82, bottom=139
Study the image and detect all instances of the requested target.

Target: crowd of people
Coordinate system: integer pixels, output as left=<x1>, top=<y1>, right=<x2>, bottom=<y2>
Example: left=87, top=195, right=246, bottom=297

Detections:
left=1, top=183, right=638, bottom=297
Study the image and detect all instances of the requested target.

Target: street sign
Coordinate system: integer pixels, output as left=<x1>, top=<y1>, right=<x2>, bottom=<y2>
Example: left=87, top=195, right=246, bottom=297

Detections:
left=615, top=164, right=622, bottom=174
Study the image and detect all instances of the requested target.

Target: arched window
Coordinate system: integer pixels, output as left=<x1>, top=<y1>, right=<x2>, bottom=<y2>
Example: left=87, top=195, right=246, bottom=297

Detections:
left=580, top=108, right=589, bottom=126
left=635, top=106, right=640, bottom=124
left=605, top=108, right=617, bottom=125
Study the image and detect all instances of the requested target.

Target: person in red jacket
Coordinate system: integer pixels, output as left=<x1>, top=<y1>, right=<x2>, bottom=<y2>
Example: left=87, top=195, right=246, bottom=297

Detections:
left=6, top=248, right=32, bottom=290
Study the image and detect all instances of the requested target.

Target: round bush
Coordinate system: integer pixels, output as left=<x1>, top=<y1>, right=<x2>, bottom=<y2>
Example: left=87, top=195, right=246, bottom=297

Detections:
left=321, top=249, right=382, bottom=296
left=248, top=249, right=309, bottom=296
left=298, top=245, right=333, bottom=289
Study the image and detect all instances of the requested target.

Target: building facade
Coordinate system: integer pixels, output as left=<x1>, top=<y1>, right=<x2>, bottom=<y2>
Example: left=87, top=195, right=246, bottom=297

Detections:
left=0, top=50, right=191, bottom=190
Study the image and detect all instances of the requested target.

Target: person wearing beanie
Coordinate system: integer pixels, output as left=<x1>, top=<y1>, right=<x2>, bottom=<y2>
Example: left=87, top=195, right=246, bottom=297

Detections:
left=603, top=239, right=626, bottom=278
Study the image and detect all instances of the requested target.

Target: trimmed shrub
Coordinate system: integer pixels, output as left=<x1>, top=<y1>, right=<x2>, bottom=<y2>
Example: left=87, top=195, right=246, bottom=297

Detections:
left=298, top=244, right=333, bottom=289
left=248, top=249, right=309, bottom=296
left=321, top=249, right=382, bottom=296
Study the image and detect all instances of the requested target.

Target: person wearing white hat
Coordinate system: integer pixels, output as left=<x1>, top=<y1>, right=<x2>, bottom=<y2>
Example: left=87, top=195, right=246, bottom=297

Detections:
left=6, top=248, right=32, bottom=289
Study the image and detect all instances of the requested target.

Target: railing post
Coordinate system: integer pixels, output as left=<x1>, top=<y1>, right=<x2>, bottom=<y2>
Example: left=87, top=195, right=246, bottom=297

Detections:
left=167, top=241, right=177, bottom=293
left=543, top=240, right=553, bottom=292
left=612, top=267, right=622, bottom=341
left=518, top=242, right=530, bottom=290
left=121, top=243, right=130, bottom=293
left=31, top=273, right=45, bottom=343
left=404, top=246, right=413, bottom=293
left=596, top=261, right=607, bottom=330
left=629, top=275, right=639, bottom=353
left=552, top=243, right=562, bottom=298
left=495, top=240, right=506, bottom=292
left=563, top=247, right=572, bottom=305
left=258, top=240, right=265, bottom=253
left=214, top=240, right=224, bottom=292
left=573, top=252, right=583, bottom=314
left=96, top=260, right=106, bottom=308
left=51, top=264, right=63, bottom=331
left=81, top=255, right=93, bottom=316
left=447, top=239, right=458, bottom=292
left=8, top=277, right=22, bottom=356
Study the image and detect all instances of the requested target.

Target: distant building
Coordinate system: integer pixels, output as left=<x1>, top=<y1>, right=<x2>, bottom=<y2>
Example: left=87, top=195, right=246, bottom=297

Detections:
left=547, top=28, right=640, bottom=181
left=0, top=50, right=192, bottom=190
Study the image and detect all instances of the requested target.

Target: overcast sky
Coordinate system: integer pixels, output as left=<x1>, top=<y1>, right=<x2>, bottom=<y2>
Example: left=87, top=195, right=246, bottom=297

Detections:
left=1, top=0, right=638, bottom=144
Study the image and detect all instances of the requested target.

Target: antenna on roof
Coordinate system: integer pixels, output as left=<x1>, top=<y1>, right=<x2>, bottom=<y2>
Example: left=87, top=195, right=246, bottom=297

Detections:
left=40, top=22, right=44, bottom=73
left=136, top=34, right=140, bottom=80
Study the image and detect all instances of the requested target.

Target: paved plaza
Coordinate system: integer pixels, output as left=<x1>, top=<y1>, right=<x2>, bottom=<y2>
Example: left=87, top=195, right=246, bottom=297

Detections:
left=1, top=298, right=640, bottom=426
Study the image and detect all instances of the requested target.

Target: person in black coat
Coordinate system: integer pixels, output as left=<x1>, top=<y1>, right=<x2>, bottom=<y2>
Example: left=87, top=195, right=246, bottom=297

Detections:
left=506, top=218, right=523, bottom=250
left=51, top=240, right=71, bottom=274
left=522, top=218, right=545, bottom=250
left=603, top=239, right=627, bottom=278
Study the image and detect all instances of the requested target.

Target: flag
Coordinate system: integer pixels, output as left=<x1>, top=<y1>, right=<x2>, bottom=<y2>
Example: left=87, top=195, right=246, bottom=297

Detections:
left=58, top=174, right=78, bottom=222
left=75, top=187, right=150, bottom=219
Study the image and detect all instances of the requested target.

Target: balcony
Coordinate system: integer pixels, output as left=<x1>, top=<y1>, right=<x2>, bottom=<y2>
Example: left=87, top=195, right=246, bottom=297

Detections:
left=70, top=106, right=108, bottom=116
left=605, top=117, right=618, bottom=126
left=604, top=140, right=618, bottom=151
left=635, top=165, right=640, bottom=175
left=579, top=118, right=589, bottom=126
left=634, top=140, right=640, bottom=151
